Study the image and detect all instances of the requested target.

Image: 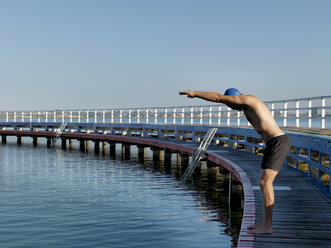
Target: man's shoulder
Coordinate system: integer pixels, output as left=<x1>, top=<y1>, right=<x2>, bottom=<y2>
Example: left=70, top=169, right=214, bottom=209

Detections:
left=240, top=95, right=261, bottom=105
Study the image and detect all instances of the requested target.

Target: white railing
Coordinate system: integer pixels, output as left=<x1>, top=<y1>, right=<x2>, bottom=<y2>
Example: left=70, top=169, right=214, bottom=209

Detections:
left=0, top=96, right=330, bottom=129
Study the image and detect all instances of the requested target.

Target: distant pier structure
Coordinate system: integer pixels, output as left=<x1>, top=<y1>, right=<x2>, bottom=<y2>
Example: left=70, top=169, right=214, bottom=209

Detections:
left=0, top=95, right=331, bottom=248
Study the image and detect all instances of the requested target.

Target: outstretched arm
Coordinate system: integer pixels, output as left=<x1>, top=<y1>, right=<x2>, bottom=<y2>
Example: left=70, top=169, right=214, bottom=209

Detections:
left=179, top=90, right=222, bottom=102
left=179, top=90, right=251, bottom=106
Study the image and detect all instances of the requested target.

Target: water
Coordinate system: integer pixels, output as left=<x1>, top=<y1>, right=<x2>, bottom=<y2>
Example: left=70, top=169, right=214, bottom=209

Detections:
left=0, top=138, right=241, bottom=247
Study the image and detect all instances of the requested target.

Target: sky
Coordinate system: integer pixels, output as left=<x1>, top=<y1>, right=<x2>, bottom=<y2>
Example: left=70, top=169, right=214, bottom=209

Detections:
left=0, top=0, right=330, bottom=111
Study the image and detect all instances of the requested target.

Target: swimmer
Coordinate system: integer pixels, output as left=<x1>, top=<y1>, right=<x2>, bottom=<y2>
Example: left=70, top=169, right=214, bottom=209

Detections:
left=179, top=89, right=290, bottom=234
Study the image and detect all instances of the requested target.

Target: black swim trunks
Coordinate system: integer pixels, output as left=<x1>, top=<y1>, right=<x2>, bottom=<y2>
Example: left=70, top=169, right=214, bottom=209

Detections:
left=261, top=135, right=291, bottom=171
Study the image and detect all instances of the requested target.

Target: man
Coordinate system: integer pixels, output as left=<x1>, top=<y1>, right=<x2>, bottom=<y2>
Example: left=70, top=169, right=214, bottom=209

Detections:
left=179, top=88, right=291, bottom=234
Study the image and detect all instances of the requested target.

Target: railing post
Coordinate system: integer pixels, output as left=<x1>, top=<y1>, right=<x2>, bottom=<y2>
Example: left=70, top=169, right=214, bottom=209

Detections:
left=22, top=112, right=24, bottom=122
left=14, top=112, right=17, bottom=122
left=218, top=106, right=221, bottom=125
left=165, top=109, right=168, bottom=124
left=209, top=107, right=212, bottom=125
left=78, top=111, right=81, bottom=123
left=129, top=109, right=132, bottom=124
left=87, top=111, right=89, bottom=123
left=191, top=107, right=194, bottom=125
left=38, top=111, right=41, bottom=122
left=30, top=112, right=32, bottom=123
left=322, top=98, right=326, bottom=129
left=283, top=102, right=288, bottom=127
left=120, top=110, right=123, bottom=123
left=103, top=110, right=106, bottom=123
left=146, top=109, right=149, bottom=124
left=181, top=108, right=185, bottom=124
left=296, top=101, right=300, bottom=127
left=173, top=108, right=176, bottom=124
left=6, top=112, right=8, bottom=122
left=62, top=111, right=64, bottom=123
left=45, top=111, right=48, bottom=123
left=237, top=111, right=240, bottom=126
left=308, top=100, right=312, bottom=128
left=271, top=103, right=275, bottom=118
left=95, top=110, right=97, bottom=123
left=54, top=111, right=56, bottom=122
left=200, top=107, right=203, bottom=125
left=111, top=110, right=114, bottom=123
left=155, top=109, right=158, bottom=124
left=137, top=109, right=140, bottom=123
left=227, top=107, right=231, bottom=126
left=70, top=111, right=73, bottom=123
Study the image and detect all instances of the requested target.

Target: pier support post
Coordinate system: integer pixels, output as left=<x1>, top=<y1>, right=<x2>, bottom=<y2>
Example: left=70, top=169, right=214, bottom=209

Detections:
left=33, top=137, right=38, bottom=146
left=102, top=142, right=107, bottom=154
left=68, top=139, right=73, bottom=150
left=192, top=159, right=202, bottom=177
left=94, top=141, right=100, bottom=154
left=109, top=142, right=116, bottom=157
left=164, top=148, right=172, bottom=173
left=80, top=140, right=85, bottom=151
left=152, top=147, right=161, bottom=163
left=61, top=138, right=66, bottom=150
left=207, top=161, right=219, bottom=182
left=2, top=135, right=7, bottom=144
left=200, top=161, right=208, bottom=178
left=47, top=138, right=52, bottom=147
left=164, top=148, right=172, bottom=165
left=122, top=143, right=131, bottom=160
left=138, top=145, right=145, bottom=162
left=86, top=140, right=90, bottom=152
left=17, top=136, right=22, bottom=145
left=176, top=152, right=181, bottom=167
left=180, top=152, right=190, bottom=174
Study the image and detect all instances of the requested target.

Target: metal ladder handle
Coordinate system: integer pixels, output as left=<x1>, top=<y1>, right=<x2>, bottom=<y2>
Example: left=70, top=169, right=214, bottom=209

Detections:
left=182, top=128, right=218, bottom=182
left=55, top=122, right=67, bottom=139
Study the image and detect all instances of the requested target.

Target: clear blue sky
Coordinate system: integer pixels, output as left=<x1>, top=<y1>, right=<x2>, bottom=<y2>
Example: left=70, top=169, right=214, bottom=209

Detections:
left=0, top=0, right=330, bottom=110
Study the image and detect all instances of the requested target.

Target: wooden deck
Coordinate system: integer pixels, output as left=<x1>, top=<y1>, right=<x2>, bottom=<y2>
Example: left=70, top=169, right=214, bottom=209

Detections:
left=213, top=147, right=331, bottom=247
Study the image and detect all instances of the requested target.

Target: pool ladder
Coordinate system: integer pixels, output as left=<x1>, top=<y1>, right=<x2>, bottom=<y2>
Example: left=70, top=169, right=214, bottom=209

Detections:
left=54, top=122, right=67, bottom=141
left=181, top=128, right=218, bottom=182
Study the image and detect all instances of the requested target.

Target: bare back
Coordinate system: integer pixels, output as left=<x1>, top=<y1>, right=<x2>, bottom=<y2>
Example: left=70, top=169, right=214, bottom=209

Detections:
left=243, top=96, right=284, bottom=142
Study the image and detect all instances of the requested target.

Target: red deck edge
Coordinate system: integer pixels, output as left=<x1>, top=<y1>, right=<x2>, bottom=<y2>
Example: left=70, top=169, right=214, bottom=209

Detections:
left=207, top=153, right=256, bottom=248
left=0, top=131, right=256, bottom=247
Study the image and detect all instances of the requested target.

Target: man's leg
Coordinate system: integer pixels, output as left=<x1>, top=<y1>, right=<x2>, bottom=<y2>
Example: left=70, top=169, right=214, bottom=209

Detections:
left=248, top=169, right=279, bottom=234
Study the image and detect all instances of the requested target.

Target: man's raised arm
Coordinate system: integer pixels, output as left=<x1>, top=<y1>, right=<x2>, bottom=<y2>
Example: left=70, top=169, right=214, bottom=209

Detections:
left=179, top=90, right=250, bottom=106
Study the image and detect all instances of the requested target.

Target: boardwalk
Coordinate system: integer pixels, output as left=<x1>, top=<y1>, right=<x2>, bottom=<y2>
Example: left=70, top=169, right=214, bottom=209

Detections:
left=212, top=146, right=331, bottom=247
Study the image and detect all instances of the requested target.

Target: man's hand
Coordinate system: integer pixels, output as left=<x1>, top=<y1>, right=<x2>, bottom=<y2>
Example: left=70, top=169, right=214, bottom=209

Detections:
left=179, top=90, right=196, bottom=98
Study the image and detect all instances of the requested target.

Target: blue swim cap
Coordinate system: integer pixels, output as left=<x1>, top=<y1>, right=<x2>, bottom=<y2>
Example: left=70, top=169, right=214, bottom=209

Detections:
left=224, top=88, right=241, bottom=96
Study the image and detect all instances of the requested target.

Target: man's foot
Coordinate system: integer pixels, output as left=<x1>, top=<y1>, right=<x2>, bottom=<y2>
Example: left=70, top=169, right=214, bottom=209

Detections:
left=248, top=225, right=273, bottom=234
left=247, top=221, right=263, bottom=230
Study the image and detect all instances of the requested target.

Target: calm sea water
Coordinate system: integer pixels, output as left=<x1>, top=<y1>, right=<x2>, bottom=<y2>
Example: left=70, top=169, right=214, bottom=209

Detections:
left=0, top=138, right=241, bottom=248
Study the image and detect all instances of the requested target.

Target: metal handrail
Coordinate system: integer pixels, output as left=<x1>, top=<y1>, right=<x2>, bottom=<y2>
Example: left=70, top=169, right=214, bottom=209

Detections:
left=54, top=122, right=67, bottom=140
